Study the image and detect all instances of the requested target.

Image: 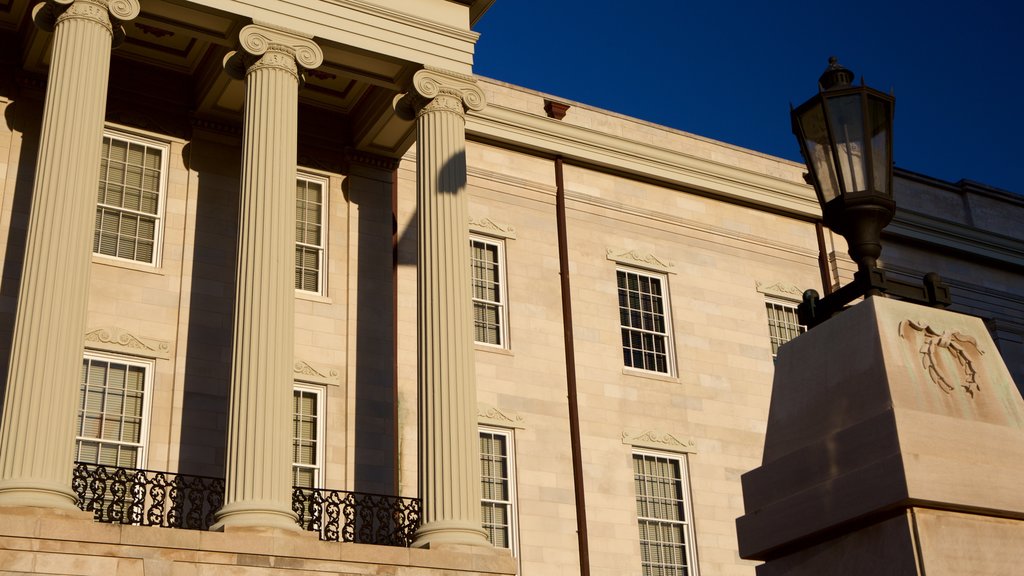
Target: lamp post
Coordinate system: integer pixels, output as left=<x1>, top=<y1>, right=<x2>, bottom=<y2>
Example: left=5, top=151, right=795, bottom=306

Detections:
left=793, top=58, right=951, bottom=327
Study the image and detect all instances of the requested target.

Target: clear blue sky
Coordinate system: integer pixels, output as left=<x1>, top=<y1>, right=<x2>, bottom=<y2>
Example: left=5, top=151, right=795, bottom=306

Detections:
left=472, top=1, right=1023, bottom=194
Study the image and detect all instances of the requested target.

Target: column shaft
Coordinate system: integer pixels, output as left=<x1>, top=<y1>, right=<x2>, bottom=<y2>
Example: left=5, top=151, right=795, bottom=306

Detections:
left=213, top=25, right=321, bottom=531
left=407, top=68, right=489, bottom=548
left=0, top=0, right=138, bottom=509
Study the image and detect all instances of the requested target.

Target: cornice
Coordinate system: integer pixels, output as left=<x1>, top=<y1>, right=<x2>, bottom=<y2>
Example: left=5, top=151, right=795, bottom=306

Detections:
left=607, top=248, right=675, bottom=274
left=477, top=403, right=525, bottom=428
left=293, top=360, right=341, bottom=386
left=622, top=429, right=697, bottom=453
left=756, top=280, right=806, bottom=301
left=194, top=0, right=477, bottom=72
left=466, top=102, right=819, bottom=218
left=887, top=208, right=1024, bottom=269
left=469, top=216, right=516, bottom=239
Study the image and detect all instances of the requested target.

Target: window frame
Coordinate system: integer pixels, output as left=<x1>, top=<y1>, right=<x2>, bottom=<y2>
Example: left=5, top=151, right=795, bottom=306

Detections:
left=295, top=172, right=328, bottom=297
left=470, top=234, right=510, bottom=349
left=617, top=267, right=675, bottom=376
left=632, top=449, right=699, bottom=576
left=764, top=297, right=806, bottom=359
left=292, top=383, right=325, bottom=489
left=76, top=351, right=155, bottom=470
left=94, top=129, right=169, bottom=267
left=479, top=425, right=518, bottom=555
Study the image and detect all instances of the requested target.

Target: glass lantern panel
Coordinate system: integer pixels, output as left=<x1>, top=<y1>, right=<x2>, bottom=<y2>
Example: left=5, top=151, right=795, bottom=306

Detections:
left=867, top=95, right=892, bottom=196
left=797, top=103, right=840, bottom=202
left=825, top=94, right=868, bottom=193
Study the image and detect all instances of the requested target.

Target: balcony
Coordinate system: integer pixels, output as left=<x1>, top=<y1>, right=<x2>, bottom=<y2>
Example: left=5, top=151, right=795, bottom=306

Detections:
left=72, top=462, right=420, bottom=547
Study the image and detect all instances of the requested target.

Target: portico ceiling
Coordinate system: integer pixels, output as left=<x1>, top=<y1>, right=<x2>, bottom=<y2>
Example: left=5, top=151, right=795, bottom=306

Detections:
left=5, top=0, right=481, bottom=158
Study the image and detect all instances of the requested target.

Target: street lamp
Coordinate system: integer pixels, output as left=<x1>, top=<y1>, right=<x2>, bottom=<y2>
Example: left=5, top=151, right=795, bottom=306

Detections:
left=793, top=57, right=951, bottom=328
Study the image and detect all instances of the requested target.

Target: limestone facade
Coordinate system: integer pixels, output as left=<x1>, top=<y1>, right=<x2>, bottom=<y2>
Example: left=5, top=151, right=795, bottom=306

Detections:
left=0, top=1, right=1020, bottom=575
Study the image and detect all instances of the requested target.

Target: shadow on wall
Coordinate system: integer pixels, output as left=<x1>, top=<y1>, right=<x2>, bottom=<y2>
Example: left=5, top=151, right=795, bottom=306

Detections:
left=176, top=138, right=239, bottom=477
left=0, top=97, right=43, bottom=409
left=347, top=173, right=398, bottom=495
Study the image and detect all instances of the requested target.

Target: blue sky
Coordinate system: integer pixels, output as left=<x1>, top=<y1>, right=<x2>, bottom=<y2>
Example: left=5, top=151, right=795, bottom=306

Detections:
left=472, top=1, right=1023, bottom=194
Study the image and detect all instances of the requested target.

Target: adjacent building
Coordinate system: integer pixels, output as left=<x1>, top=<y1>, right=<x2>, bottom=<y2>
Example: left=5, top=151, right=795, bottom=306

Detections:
left=0, top=1, right=1020, bottom=575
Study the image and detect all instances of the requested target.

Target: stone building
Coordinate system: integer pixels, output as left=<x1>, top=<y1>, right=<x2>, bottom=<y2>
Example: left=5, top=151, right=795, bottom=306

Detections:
left=0, top=1, right=1020, bottom=575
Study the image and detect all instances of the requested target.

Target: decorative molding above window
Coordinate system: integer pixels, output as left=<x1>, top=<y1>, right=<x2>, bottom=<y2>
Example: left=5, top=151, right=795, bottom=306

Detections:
left=293, top=360, right=341, bottom=386
left=469, top=216, right=517, bottom=240
left=478, top=403, right=526, bottom=428
left=606, top=248, right=675, bottom=274
left=84, top=327, right=172, bottom=360
left=622, top=429, right=697, bottom=453
left=755, top=280, right=805, bottom=301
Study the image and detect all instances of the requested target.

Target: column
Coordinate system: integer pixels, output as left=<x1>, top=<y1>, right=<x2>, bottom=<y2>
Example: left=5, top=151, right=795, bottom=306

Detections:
left=397, top=67, right=489, bottom=547
left=0, top=0, right=139, bottom=509
left=212, top=24, right=322, bottom=531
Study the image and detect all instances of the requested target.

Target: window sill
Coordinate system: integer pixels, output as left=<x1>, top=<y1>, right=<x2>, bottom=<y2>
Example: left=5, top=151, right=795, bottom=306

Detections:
left=296, top=291, right=333, bottom=305
left=474, top=343, right=513, bottom=356
left=92, top=255, right=165, bottom=276
left=622, top=367, right=678, bottom=383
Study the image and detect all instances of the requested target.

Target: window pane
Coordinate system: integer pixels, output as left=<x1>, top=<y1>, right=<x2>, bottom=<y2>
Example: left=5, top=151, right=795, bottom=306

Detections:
left=94, top=134, right=163, bottom=264
left=634, top=453, right=692, bottom=576
left=292, top=388, right=321, bottom=488
left=471, top=238, right=506, bottom=346
left=295, top=178, right=325, bottom=294
left=618, top=270, right=671, bottom=373
left=765, top=301, right=806, bottom=357
left=76, top=357, right=148, bottom=469
left=480, top=430, right=513, bottom=550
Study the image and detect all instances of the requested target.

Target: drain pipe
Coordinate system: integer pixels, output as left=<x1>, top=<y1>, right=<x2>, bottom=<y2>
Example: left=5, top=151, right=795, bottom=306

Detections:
left=554, top=154, right=591, bottom=576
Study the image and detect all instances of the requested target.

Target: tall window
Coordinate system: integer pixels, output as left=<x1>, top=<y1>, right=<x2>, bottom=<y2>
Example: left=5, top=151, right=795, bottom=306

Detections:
left=76, top=354, right=152, bottom=468
left=765, top=300, right=805, bottom=358
left=633, top=451, right=698, bottom=576
left=94, top=133, right=166, bottom=265
left=618, top=269, right=673, bottom=374
left=293, top=385, right=323, bottom=488
left=480, top=428, right=516, bottom=550
left=471, top=236, right=508, bottom=347
left=296, top=176, right=326, bottom=294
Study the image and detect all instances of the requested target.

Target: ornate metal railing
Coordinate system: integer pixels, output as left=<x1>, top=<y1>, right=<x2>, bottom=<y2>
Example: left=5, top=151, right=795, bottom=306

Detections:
left=292, top=487, right=421, bottom=547
left=72, top=462, right=224, bottom=530
left=72, top=463, right=421, bottom=547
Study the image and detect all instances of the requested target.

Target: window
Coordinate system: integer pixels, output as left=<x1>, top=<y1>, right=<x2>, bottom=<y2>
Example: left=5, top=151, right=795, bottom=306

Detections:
left=480, top=427, right=516, bottom=551
left=633, top=451, right=698, bottom=576
left=292, top=385, right=323, bottom=488
left=76, top=354, right=152, bottom=468
left=765, top=300, right=806, bottom=358
left=618, top=269, right=673, bottom=374
left=471, top=236, right=508, bottom=347
left=94, top=132, right=166, bottom=264
left=295, top=175, right=326, bottom=294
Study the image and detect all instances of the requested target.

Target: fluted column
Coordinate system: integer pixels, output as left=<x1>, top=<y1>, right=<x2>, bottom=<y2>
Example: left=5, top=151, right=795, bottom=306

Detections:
left=212, top=24, right=322, bottom=531
left=397, top=67, right=489, bottom=547
left=0, top=0, right=139, bottom=510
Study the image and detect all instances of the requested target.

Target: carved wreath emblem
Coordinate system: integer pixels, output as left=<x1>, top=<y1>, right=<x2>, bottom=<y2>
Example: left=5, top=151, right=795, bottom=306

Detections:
left=899, top=320, right=983, bottom=397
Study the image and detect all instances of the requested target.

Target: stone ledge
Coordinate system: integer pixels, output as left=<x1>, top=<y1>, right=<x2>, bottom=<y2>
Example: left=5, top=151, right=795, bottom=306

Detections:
left=0, top=508, right=516, bottom=575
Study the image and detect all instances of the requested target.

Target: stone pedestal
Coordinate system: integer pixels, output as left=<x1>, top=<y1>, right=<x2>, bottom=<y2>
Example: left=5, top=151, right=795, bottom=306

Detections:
left=737, top=297, right=1024, bottom=575
left=0, top=0, right=139, bottom=510
left=213, top=24, right=322, bottom=531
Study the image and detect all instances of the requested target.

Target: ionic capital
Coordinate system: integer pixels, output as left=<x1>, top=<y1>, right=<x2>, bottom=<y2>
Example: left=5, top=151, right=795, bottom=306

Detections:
left=394, top=66, right=486, bottom=120
left=32, top=0, right=140, bottom=46
left=223, top=23, right=323, bottom=82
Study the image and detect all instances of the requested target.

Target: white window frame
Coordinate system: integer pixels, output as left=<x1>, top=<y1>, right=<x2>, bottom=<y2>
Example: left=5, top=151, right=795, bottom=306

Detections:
left=617, top=267, right=675, bottom=375
left=76, top=351, right=154, bottom=470
left=295, top=173, right=328, bottom=296
left=479, top=426, right=518, bottom=555
left=471, top=235, right=510, bottom=348
left=632, top=449, right=699, bottom=576
left=94, top=129, right=169, bottom=267
left=292, top=383, right=325, bottom=489
left=764, top=298, right=806, bottom=358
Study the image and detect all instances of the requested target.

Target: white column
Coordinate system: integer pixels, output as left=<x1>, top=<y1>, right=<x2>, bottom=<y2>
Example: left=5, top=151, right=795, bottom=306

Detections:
left=0, top=0, right=139, bottom=510
left=397, top=67, right=489, bottom=547
left=212, top=24, right=322, bottom=531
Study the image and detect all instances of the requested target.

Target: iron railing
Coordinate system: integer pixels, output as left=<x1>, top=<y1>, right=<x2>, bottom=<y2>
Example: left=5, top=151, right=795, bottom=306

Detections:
left=72, top=462, right=421, bottom=547
left=292, top=487, right=421, bottom=546
left=72, top=462, right=224, bottom=530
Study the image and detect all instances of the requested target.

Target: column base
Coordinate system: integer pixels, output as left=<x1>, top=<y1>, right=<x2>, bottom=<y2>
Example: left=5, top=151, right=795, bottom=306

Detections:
left=412, top=519, right=491, bottom=548
left=211, top=500, right=300, bottom=532
left=0, top=479, right=79, bottom=510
